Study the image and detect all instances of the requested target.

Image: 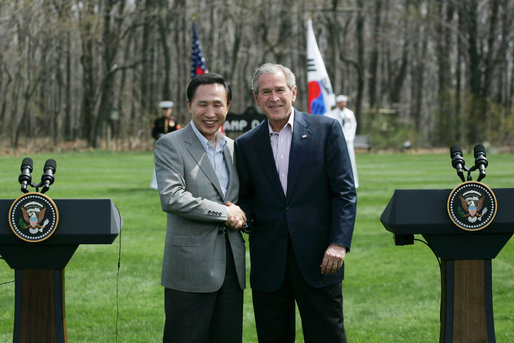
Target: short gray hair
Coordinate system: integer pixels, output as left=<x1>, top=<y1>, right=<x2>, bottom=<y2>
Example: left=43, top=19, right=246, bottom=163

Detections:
left=251, top=63, right=296, bottom=94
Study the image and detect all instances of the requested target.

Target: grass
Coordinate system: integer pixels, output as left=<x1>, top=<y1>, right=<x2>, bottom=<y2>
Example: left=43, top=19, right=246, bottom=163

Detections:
left=0, top=150, right=512, bottom=342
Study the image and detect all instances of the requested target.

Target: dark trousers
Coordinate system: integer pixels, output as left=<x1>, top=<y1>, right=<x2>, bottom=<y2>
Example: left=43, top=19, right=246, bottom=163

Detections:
left=163, top=240, right=243, bottom=343
left=252, top=243, right=347, bottom=343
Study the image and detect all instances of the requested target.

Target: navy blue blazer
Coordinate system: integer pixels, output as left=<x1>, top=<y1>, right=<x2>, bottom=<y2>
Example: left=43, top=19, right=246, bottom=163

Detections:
left=235, top=109, right=357, bottom=292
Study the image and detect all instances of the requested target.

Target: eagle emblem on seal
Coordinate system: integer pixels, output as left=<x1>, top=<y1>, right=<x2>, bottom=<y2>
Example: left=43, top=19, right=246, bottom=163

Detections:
left=459, top=195, right=486, bottom=223
left=20, top=202, right=49, bottom=234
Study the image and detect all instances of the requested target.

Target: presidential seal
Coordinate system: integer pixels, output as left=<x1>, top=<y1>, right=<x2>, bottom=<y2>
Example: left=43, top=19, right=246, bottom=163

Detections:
left=8, top=192, right=59, bottom=242
left=447, top=181, right=497, bottom=231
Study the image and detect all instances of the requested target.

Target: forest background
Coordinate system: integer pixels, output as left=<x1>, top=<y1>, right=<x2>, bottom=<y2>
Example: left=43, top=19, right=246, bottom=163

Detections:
left=0, top=0, right=513, bottom=152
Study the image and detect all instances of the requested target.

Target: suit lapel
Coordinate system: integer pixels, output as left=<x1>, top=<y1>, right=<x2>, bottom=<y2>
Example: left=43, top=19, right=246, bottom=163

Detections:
left=254, top=121, right=286, bottom=201
left=286, top=110, right=311, bottom=199
left=183, top=125, right=225, bottom=200
left=223, top=141, right=237, bottom=202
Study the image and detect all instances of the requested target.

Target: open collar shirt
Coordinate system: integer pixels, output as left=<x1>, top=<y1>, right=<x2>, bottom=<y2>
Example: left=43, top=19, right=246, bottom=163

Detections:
left=268, top=110, right=295, bottom=195
left=191, top=121, right=229, bottom=198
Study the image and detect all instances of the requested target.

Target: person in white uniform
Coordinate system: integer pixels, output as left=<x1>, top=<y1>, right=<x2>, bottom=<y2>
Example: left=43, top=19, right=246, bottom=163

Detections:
left=328, top=95, right=359, bottom=188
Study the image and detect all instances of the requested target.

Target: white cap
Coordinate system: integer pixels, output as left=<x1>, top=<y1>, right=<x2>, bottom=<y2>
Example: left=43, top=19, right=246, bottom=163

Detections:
left=336, top=95, right=348, bottom=102
left=159, top=101, right=174, bottom=109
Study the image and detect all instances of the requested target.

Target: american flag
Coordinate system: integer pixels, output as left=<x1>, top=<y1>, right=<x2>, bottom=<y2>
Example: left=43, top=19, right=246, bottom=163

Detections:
left=191, top=23, right=208, bottom=79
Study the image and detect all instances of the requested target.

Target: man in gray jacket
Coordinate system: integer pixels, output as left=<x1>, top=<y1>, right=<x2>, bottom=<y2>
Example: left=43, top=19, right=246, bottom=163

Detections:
left=154, top=73, right=246, bottom=343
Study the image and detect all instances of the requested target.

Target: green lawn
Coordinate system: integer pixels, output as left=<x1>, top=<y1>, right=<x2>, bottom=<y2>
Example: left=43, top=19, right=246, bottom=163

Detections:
left=0, top=151, right=512, bottom=342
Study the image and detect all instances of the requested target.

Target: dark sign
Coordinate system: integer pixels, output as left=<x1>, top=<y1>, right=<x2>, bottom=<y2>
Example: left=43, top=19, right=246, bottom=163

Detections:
left=223, top=108, right=267, bottom=133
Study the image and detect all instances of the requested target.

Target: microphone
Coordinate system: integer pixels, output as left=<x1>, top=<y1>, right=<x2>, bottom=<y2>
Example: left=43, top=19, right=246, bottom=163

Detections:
left=450, top=145, right=466, bottom=182
left=18, top=157, right=34, bottom=193
left=473, top=144, right=488, bottom=182
left=39, top=159, right=57, bottom=194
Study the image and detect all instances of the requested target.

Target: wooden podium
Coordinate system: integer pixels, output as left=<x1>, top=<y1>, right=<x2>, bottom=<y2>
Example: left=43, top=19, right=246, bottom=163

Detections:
left=381, top=188, right=513, bottom=343
left=0, top=198, right=122, bottom=343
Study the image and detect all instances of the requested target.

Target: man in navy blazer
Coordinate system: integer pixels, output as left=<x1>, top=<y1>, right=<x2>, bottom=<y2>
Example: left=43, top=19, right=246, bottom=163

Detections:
left=235, top=63, right=357, bottom=343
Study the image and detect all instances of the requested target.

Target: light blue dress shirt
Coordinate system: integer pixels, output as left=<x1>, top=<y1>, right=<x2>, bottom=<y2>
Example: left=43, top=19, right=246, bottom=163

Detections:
left=190, top=122, right=229, bottom=198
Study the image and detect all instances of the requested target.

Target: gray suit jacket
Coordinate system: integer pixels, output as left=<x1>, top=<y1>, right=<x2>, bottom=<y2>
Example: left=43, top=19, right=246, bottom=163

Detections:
left=154, top=123, right=245, bottom=292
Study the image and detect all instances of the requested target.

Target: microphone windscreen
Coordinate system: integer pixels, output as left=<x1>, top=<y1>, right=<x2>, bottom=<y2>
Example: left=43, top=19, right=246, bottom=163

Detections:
left=474, top=144, right=486, bottom=157
left=21, top=157, right=33, bottom=170
left=450, top=145, right=462, bottom=156
left=44, top=159, right=57, bottom=172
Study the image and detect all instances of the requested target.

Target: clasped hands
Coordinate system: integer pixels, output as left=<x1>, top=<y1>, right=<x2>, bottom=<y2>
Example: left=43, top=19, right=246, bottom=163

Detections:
left=225, top=201, right=247, bottom=230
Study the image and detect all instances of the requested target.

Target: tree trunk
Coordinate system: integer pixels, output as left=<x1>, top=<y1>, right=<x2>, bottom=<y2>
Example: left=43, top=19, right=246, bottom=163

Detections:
left=368, top=0, right=381, bottom=109
left=436, top=0, right=454, bottom=145
left=78, top=0, right=96, bottom=142
left=91, top=0, right=126, bottom=148
left=14, top=74, right=44, bottom=148
left=157, top=5, right=171, bottom=100
left=140, top=0, right=156, bottom=119
left=356, top=0, right=365, bottom=130
left=0, top=61, right=12, bottom=143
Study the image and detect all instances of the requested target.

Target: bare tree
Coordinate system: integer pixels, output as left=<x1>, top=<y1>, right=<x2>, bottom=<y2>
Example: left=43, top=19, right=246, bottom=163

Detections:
left=0, top=0, right=512, bottom=149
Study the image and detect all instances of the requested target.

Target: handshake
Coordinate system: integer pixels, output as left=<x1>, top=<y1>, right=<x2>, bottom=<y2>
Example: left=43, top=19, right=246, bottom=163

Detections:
left=225, top=201, right=247, bottom=231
